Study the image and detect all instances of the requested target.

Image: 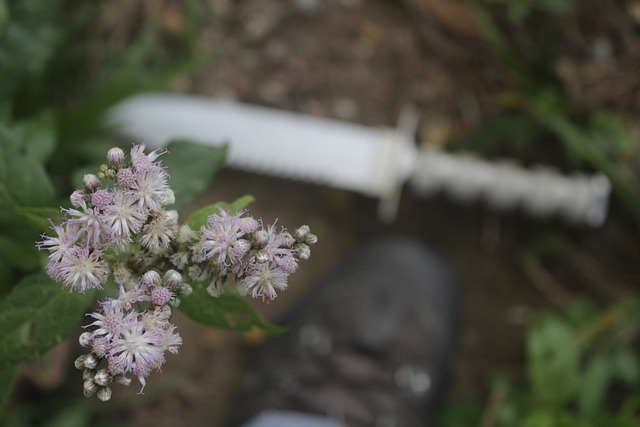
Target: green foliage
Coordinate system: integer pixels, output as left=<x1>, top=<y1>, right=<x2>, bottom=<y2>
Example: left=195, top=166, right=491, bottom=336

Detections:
left=0, top=125, right=55, bottom=271
left=480, top=0, right=573, bottom=25
left=527, top=314, right=581, bottom=406
left=0, top=273, right=96, bottom=367
left=179, top=283, right=283, bottom=334
left=441, top=299, right=640, bottom=426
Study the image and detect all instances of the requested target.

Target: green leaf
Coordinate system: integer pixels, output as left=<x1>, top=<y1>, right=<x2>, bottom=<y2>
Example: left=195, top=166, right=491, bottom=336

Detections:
left=0, top=363, right=18, bottom=408
left=612, top=346, right=640, bottom=385
left=0, top=256, right=14, bottom=297
left=0, top=0, right=63, bottom=100
left=527, top=314, right=581, bottom=406
left=228, top=194, right=255, bottom=215
left=14, top=115, right=57, bottom=163
left=15, top=206, right=60, bottom=231
left=0, top=272, right=96, bottom=367
left=0, top=234, right=41, bottom=271
left=186, top=195, right=254, bottom=230
left=162, top=140, right=227, bottom=210
left=179, top=282, right=283, bottom=334
left=0, top=0, right=8, bottom=37
left=0, top=126, right=56, bottom=266
left=0, top=125, right=55, bottom=210
left=579, top=355, right=612, bottom=416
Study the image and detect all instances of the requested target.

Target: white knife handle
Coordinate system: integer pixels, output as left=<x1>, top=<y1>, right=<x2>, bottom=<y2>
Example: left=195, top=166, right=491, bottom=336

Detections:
left=408, top=147, right=611, bottom=227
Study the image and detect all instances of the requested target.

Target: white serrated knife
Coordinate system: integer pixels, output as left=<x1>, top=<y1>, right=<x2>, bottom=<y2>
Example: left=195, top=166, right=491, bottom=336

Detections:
left=105, top=92, right=611, bottom=227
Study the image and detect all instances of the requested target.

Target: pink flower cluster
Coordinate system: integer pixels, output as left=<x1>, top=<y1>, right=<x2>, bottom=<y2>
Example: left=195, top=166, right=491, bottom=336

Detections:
left=38, top=144, right=176, bottom=293
left=193, top=209, right=316, bottom=301
left=36, top=144, right=316, bottom=401
left=76, top=269, right=186, bottom=399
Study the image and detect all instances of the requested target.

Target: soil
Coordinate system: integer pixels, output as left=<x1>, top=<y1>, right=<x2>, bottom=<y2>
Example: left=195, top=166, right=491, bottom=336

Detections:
left=10, top=0, right=640, bottom=426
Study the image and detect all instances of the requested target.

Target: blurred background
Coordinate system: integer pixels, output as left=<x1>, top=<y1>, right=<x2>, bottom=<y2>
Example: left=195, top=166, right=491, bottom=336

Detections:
left=2, top=0, right=640, bottom=426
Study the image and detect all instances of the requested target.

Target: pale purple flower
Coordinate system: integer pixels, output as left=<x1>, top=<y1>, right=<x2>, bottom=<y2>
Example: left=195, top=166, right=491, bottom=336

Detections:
left=37, top=223, right=80, bottom=263
left=57, top=245, right=110, bottom=292
left=102, top=190, right=147, bottom=240
left=63, top=204, right=105, bottom=248
left=130, top=143, right=167, bottom=171
left=70, top=190, right=87, bottom=208
left=116, top=283, right=150, bottom=310
left=86, top=299, right=137, bottom=341
left=199, top=209, right=257, bottom=271
left=238, top=262, right=289, bottom=302
left=107, top=317, right=181, bottom=393
left=130, top=167, right=169, bottom=211
left=140, top=211, right=176, bottom=253
left=239, top=222, right=298, bottom=275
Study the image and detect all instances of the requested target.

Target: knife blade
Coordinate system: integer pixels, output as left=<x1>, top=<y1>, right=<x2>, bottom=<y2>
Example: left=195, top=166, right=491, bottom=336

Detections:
left=105, top=93, right=610, bottom=226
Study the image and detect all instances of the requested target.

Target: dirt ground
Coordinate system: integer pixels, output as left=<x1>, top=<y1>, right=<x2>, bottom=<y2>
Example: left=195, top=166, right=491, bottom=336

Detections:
left=10, top=0, right=640, bottom=425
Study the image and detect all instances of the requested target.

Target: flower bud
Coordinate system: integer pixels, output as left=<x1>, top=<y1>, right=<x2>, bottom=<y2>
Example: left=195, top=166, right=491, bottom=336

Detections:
left=305, top=233, right=318, bottom=245
left=178, top=283, right=192, bottom=297
left=82, top=174, right=100, bottom=191
left=294, top=225, right=310, bottom=240
left=79, top=332, right=92, bottom=347
left=94, top=369, right=111, bottom=387
left=142, top=270, right=161, bottom=287
left=107, top=147, right=125, bottom=166
left=255, top=249, right=270, bottom=263
left=97, top=386, right=112, bottom=402
left=169, top=297, right=181, bottom=308
left=296, top=243, right=311, bottom=260
left=232, top=239, right=251, bottom=258
left=254, top=229, right=269, bottom=246
left=70, top=190, right=86, bottom=208
left=83, top=379, right=98, bottom=397
left=74, top=354, right=87, bottom=370
left=164, top=269, right=182, bottom=287
left=83, top=353, right=98, bottom=369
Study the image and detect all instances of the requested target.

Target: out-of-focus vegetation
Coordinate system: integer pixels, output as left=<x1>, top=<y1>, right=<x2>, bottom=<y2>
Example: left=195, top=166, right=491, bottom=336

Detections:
left=444, top=1, right=640, bottom=425
left=442, top=299, right=640, bottom=426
